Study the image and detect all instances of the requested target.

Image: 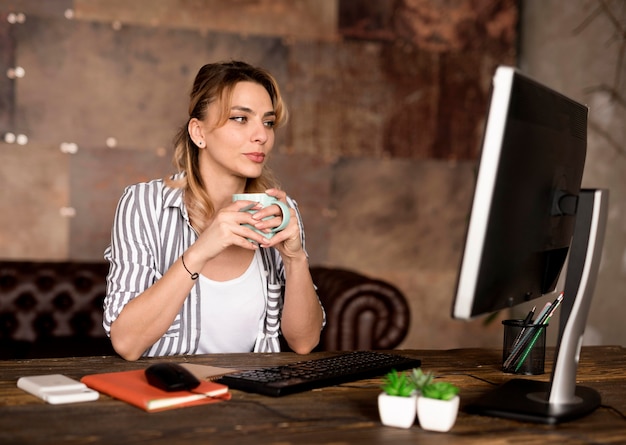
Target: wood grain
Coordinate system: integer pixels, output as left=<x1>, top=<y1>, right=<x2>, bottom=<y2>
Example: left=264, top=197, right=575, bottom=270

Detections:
left=1, top=347, right=624, bottom=444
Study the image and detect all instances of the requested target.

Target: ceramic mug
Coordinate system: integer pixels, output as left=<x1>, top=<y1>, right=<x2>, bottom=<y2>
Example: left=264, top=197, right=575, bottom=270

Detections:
left=232, top=193, right=290, bottom=239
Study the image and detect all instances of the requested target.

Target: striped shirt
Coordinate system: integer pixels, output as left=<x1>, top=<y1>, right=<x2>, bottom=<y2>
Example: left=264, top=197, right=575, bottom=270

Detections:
left=103, top=176, right=321, bottom=357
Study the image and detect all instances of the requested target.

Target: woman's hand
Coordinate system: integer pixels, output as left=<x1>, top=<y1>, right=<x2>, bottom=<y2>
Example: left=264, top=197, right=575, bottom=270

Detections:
left=190, top=200, right=272, bottom=261
left=253, top=189, right=304, bottom=259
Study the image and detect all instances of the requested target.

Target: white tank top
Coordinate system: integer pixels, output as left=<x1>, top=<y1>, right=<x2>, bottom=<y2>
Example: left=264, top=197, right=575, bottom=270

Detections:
left=196, top=250, right=265, bottom=353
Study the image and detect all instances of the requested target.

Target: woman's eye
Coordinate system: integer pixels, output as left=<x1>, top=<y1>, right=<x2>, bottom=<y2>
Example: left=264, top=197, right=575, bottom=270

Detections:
left=229, top=116, right=275, bottom=128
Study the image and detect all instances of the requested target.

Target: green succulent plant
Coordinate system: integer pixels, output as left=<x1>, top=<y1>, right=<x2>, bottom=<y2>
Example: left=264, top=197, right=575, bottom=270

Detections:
left=410, top=368, right=434, bottom=391
left=382, top=368, right=459, bottom=400
left=409, top=368, right=459, bottom=401
left=380, top=369, right=416, bottom=397
left=420, top=381, right=460, bottom=401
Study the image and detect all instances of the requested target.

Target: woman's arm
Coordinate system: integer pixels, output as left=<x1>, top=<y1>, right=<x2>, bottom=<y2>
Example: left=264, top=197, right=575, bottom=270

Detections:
left=104, top=185, right=198, bottom=360
left=280, top=252, right=324, bottom=354
left=257, top=190, right=325, bottom=353
left=108, top=255, right=197, bottom=361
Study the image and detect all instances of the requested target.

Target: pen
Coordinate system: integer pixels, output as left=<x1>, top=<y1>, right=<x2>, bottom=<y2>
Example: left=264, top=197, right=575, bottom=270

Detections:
left=503, top=303, right=549, bottom=369
left=503, top=293, right=563, bottom=371
left=507, top=305, right=536, bottom=352
left=513, top=322, right=548, bottom=373
left=535, top=293, right=563, bottom=326
left=532, top=301, right=553, bottom=326
left=512, top=293, right=564, bottom=372
left=524, top=306, right=536, bottom=324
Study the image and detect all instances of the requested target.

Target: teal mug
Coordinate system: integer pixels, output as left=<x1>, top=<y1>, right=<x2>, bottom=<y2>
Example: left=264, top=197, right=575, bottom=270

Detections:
left=232, top=193, right=290, bottom=239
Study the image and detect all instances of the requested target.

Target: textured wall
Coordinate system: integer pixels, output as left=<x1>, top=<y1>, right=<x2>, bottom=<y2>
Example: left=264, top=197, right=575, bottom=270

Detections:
left=515, top=0, right=626, bottom=347
left=7, top=1, right=623, bottom=350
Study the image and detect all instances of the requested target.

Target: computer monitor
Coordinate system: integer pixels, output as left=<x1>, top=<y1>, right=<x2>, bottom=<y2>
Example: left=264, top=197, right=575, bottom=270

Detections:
left=452, top=66, right=608, bottom=424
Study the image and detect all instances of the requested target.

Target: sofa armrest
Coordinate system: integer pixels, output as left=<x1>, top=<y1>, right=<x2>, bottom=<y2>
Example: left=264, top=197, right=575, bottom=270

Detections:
left=310, top=267, right=410, bottom=351
left=0, top=261, right=114, bottom=358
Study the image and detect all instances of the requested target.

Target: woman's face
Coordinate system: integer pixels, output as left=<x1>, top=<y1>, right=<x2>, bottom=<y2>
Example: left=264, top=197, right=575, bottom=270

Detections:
left=197, top=81, right=276, bottom=182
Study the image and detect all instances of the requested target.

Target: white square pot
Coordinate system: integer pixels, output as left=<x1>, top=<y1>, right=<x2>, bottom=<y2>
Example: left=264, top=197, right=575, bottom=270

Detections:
left=378, top=392, right=418, bottom=429
left=416, top=395, right=460, bottom=432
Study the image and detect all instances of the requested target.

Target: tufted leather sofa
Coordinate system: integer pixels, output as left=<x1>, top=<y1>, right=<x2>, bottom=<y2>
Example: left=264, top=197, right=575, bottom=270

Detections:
left=0, top=261, right=410, bottom=359
left=310, top=267, right=410, bottom=351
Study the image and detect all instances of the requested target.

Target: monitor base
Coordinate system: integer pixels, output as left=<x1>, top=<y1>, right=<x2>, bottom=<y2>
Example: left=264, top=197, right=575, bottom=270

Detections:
left=466, top=379, right=601, bottom=424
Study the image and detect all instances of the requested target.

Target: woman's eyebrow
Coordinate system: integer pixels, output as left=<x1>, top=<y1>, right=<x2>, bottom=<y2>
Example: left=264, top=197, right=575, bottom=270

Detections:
left=231, top=106, right=276, bottom=117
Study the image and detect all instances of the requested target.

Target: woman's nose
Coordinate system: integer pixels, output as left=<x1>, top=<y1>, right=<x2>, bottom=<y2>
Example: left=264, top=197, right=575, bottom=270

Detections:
left=251, top=120, right=269, bottom=144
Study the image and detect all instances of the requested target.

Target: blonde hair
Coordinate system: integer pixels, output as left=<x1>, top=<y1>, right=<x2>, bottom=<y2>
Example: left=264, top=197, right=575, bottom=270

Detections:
left=167, top=61, right=288, bottom=233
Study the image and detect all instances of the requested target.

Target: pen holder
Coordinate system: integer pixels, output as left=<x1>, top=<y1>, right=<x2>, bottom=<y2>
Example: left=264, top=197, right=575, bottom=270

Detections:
left=502, top=319, right=547, bottom=375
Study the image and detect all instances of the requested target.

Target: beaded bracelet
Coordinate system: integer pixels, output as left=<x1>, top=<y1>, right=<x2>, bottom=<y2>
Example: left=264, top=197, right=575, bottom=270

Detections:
left=181, top=253, right=199, bottom=280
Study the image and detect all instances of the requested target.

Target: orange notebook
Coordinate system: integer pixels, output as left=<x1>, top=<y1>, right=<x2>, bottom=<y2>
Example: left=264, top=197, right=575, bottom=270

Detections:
left=81, top=369, right=230, bottom=412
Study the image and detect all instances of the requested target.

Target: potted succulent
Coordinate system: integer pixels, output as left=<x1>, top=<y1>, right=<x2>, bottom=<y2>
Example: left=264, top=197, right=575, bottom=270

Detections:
left=377, top=369, right=417, bottom=428
left=410, top=368, right=434, bottom=394
left=415, top=378, right=460, bottom=433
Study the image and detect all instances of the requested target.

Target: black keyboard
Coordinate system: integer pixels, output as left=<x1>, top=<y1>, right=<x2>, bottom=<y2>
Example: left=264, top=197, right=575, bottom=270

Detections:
left=216, top=350, right=421, bottom=397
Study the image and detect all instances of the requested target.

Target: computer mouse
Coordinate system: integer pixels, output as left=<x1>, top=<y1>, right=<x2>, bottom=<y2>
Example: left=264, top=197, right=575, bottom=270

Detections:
left=144, top=362, right=201, bottom=392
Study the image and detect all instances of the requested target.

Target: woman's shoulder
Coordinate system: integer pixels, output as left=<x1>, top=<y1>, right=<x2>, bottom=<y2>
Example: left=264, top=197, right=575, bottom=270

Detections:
left=123, top=173, right=182, bottom=193
left=121, top=178, right=163, bottom=200
left=121, top=175, right=183, bottom=207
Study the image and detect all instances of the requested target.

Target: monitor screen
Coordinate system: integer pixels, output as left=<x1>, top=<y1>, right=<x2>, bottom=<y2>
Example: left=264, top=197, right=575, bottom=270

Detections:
left=452, top=66, right=587, bottom=320
left=450, top=66, right=608, bottom=424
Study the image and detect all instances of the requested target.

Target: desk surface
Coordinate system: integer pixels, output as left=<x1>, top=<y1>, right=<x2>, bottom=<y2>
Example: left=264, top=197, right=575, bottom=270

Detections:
left=1, top=346, right=625, bottom=444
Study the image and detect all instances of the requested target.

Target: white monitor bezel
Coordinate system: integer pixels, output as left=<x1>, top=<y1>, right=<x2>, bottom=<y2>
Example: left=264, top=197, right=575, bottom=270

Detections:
left=452, top=66, right=516, bottom=320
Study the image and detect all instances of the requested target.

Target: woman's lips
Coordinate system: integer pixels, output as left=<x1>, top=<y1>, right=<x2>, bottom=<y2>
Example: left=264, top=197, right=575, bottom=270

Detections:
left=245, top=152, right=266, bottom=163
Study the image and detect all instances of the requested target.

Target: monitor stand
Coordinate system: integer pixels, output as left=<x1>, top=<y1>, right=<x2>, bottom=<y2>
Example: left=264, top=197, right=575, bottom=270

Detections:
left=466, top=189, right=608, bottom=424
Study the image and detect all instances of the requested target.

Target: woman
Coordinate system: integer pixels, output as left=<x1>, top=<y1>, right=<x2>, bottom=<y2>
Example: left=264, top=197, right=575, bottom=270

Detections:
left=103, top=61, right=325, bottom=361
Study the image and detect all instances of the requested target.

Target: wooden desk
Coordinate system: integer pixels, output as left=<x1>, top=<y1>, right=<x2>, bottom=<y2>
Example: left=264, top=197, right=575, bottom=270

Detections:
left=1, top=346, right=625, bottom=444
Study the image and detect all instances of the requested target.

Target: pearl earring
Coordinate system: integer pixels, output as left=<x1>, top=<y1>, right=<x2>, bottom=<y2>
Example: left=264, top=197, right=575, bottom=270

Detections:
left=197, top=141, right=203, bottom=147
